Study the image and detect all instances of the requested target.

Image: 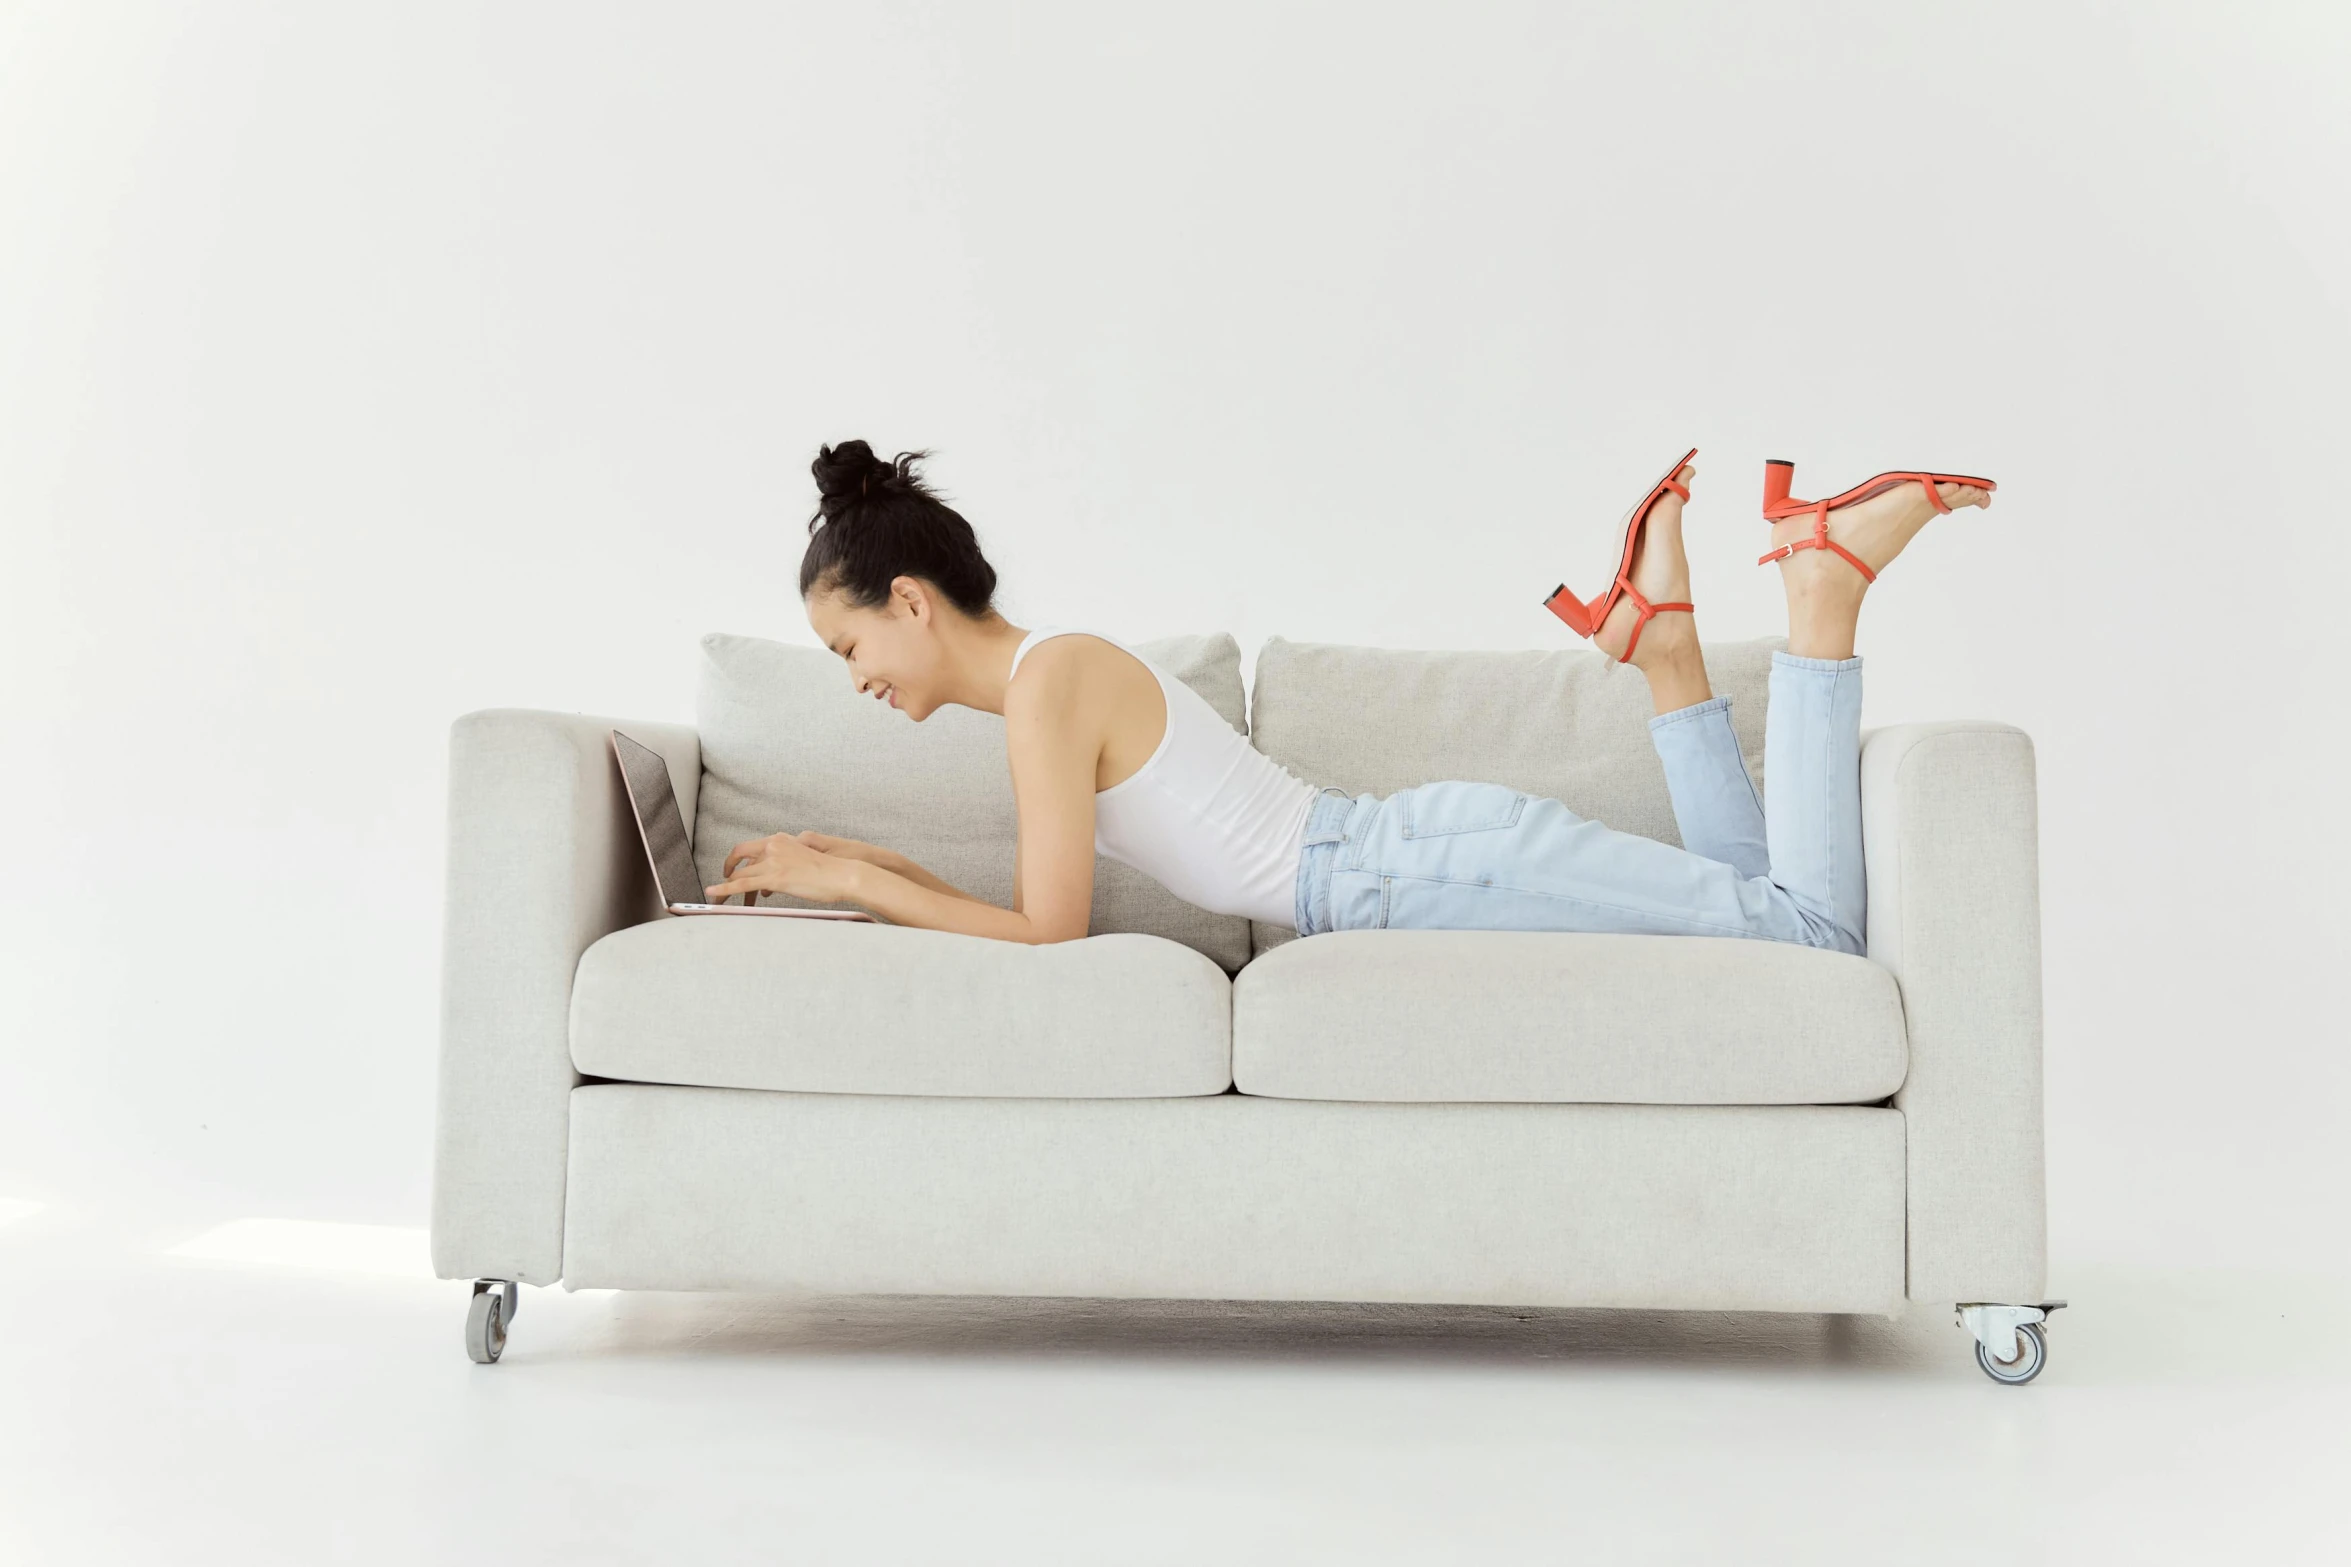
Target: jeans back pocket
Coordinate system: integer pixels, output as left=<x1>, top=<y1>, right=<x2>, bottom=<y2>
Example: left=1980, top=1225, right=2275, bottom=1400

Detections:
left=1398, top=779, right=1530, bottom=838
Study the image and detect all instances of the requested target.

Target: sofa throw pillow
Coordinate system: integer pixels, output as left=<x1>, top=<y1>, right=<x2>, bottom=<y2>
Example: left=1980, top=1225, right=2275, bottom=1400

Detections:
left=1243, top=634, right=1786, bottom=957
left=693, top=628, right=1255, bottom=973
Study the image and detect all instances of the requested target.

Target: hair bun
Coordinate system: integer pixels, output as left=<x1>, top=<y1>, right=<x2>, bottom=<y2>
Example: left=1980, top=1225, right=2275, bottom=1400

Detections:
left=799, top=439, right=992, bottom=614
left=812, top=439, right=894, bottom=505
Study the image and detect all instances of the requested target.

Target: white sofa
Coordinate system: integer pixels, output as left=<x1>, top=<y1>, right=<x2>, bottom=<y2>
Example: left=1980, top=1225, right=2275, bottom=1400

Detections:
left=432, top=630, right=2059, bottom=1382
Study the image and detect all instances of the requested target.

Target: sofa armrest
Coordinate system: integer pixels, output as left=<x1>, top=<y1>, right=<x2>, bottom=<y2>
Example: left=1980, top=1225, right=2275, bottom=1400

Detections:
left=1860, top=722, right=2047, bottom=1305
left=430, top=708, right=700, bottom=1285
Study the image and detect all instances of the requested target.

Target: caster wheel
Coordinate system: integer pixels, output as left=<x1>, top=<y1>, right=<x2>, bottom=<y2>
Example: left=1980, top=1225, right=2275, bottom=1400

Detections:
left=1975, top=1319, right=2045, bottom=1384
left=466, top=1282, right=511, bottom=1364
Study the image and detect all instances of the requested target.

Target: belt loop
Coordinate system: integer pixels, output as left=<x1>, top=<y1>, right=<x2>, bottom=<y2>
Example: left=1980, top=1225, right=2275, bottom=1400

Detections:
left=1300, top=786, right=1352, bottom=847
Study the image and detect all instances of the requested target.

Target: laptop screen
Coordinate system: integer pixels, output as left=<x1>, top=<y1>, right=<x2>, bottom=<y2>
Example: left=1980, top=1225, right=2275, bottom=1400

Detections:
left=610, top=730, right=704, bottom=908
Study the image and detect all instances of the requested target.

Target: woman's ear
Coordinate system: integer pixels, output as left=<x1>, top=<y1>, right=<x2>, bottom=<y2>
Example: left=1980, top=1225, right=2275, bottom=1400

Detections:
left=893, top=575, right=932, bottom=627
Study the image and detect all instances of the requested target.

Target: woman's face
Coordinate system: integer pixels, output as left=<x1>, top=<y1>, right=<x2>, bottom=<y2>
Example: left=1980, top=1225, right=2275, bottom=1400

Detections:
left=807, top=581, right=933, bottom=720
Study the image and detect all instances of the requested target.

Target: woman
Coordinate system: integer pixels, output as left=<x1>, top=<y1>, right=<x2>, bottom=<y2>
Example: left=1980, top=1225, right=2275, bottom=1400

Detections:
left=705, top=438, right=1995, bottom=951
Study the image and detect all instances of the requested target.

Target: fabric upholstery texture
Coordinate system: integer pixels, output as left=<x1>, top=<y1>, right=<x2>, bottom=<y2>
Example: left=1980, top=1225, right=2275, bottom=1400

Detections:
left=1245, top=634, right=1785, bottom=957
left=1862, top=723, right=2048, bottom=1305
left=572, top=917, right=1232, bottom=1098
left=431, top=709, right=699, bottom=1287
left=1233, top=930, right=1905, bottom=1104
left=563, top=1086, right=1907, bottom=1312
left=432, top=635, right=2048, bottom=1317
left=694, top=629, right=1254, bottom=971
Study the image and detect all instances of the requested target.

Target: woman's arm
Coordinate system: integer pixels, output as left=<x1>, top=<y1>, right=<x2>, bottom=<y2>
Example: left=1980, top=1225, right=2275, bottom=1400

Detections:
left=836, top=859, right=1050, bottom=941
left=795, top=831, right=994, bottom=907
left=711, top=836, right=1052, bottom=941
left=875, top=848, right=994, bottom=906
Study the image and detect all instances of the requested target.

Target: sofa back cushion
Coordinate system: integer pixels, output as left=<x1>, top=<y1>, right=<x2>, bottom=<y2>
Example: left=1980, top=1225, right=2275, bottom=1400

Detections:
left=1244, top=634, right=1785, bottom=956
left=693, top=629, right=1254, bottom=972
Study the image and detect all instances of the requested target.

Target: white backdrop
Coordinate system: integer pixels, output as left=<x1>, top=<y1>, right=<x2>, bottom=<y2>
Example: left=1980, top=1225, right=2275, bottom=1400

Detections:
left=4, top=1, right=2344, bottom=1273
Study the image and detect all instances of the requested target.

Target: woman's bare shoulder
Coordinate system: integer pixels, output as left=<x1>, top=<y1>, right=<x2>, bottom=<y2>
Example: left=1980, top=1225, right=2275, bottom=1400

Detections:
left=1004, top=635, right=1154, bottom=771
left=1008, top=633, right=1145, bottom=702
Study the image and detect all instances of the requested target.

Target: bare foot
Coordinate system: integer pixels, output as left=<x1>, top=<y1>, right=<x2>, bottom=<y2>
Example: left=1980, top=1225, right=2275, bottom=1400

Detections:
left=1593, top=462, right=1699, bottom=669
left=1767, top=478, right=1992, bottom=597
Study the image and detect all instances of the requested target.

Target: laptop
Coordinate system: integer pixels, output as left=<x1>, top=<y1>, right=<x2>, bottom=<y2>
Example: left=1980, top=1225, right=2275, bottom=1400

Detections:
left=609, top=729, right=879, bottom=922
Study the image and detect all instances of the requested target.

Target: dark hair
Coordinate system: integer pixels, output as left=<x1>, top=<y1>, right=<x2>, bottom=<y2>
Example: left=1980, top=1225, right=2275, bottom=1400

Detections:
left=799, top=440, right=1000, bottom=617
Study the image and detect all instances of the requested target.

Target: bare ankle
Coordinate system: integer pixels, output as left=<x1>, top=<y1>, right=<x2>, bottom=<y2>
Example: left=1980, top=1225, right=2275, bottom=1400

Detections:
left=1786, top=607, right=1858, bottom=660
left=1637, top=639, right=1712, bottom=714
left=1783, top=574, right=1862, bottom=661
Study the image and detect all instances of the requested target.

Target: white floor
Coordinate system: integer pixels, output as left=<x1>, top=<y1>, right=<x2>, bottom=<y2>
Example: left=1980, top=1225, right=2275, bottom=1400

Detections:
left=2, top=1200, right=2344, bottom=1565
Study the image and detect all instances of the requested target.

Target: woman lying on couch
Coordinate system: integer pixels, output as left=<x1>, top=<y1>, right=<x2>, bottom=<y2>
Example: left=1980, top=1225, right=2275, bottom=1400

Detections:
left=704, top=439, right=1995, bottom=952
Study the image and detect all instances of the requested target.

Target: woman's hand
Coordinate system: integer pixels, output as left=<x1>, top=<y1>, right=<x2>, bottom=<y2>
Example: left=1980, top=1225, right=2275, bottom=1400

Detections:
left=705, top=831, right=865, bottom=907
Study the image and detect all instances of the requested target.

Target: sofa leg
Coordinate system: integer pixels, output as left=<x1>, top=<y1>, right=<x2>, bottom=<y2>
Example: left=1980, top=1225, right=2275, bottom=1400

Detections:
left=466, top=1279, right=520, bottom=1364
left=1957, top=1299, right=2067, bottom=1384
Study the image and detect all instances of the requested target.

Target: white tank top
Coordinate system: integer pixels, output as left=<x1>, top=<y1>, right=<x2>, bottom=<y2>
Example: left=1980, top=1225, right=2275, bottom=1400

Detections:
left=1007, top=625, right=1319, bottom=928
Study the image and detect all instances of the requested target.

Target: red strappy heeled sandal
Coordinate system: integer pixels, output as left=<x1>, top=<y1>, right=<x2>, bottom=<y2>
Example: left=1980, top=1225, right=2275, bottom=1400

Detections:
left=1542, top=447, right=1697, bottom=664
left=1754, top=460, right=1998, bottom=582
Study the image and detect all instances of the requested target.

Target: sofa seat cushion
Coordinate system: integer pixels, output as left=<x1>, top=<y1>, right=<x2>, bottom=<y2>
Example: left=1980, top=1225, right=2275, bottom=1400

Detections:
left=1232, top=931, right=1905, bottom=1104
left=572, top=916, right=1232, bottom=1098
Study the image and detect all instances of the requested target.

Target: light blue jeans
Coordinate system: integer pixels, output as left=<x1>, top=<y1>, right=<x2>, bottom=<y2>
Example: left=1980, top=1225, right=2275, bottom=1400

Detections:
left=1292, top=652, right=1866, bottom=953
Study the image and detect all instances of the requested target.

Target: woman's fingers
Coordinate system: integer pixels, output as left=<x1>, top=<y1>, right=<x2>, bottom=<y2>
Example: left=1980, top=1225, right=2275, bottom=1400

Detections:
left=725, top=837, right=776, bottom=877
left=708, top=861, right=779, bottom=901
left=714, top=832, right=829, bottom=899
